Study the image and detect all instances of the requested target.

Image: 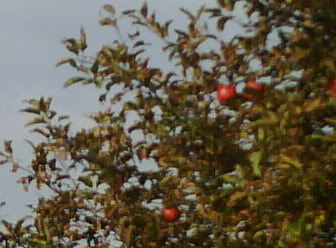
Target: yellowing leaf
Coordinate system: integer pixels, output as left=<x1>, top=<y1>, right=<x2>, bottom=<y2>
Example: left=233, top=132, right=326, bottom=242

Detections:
left=78, top=176, right=93, bottom=187
left=227, top=191, right=247, bottom=207
left=321, top=58, right=336, bottom=72
left=93, top=127, right=101, bottom=138
left=257, top=128, right=265, bottom=141
left=79, top=26, right=87, bottom=51
left=55, top=58, right=77, bottom=68
left=103, top=4, right=116, bottom=15
left=324, top=117, right=336, bottom=126
left=99, top=17, right=116, bottom=26
left=303, top=98, right=323, bottom=112
left=249, top=151, right=262, bottom=177
left=291, top=47, right=309, bottom=62
left=158, top=157, right=169, bottom=167
left=279, top=154, right=302, bottom=169
left=63, top=77, right=86, bottom=88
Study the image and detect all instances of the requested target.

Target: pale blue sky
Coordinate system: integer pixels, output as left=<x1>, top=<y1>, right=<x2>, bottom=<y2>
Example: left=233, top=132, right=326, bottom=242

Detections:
left=0, top=0, right=251, bottom=221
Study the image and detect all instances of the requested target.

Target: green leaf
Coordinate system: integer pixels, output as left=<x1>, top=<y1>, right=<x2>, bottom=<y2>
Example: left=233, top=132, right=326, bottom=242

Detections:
left=279, top=154, right=302, bottom=169
left=39, top=97, right=51, bottom=113
left=180, top=8, right=195, bottom=21
left=287, top=218, right=305, bottom=238
left=48, top=110, right=57, bottom=120
left=308, top=134, right=336, bottom=143
left=20, top=107, right=40, bottom=115
left=63, top=77, right=86, bottom=88
left=94, top=80, right=103, bottom=88
left=62, top=38, right=80, bottom=55
left=78, top=176, right=93, bottom=187
left=14, top=217, right=27, bottom=233
left=24, top=118, right=47, bottom=127
left=79, top=26, right=87, bottom=51
left=31, top=128, right=50, bottom=137
left=122, top=9, right=136, bottom=15
left=257, top=128, right=265, bottom=141
left=0, top=160, right=8, bottom=165
left=24, top=139, right=36, bottom=150
left=55, top=58, right=77, bottom=68
left=324, top=117, right=336, bottom=126
left=58, top=115, right=70, bottom=122
left=1, top=220, right=13, bottom=233
left=3, top=140, right=13, bottom=154
left=90, top=60, right=99, bottom=74
left=249, top=151, right=262, bottom=177
left=250, top=113, right=277, bottom=128
left=253, top=229, right=267, bottom=243
left=22, top=99, right=40, bottom=108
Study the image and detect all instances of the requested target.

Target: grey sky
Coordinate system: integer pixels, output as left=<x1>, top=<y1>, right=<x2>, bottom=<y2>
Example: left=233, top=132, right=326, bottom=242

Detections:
left=0, top=0, right=252, bottom=221
left=0, top=0, right=111, bottom=221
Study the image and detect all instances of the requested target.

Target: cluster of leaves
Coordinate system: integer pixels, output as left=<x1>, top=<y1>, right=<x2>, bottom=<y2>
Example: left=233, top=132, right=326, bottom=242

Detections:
left=1, top=0, right=336, bottom=247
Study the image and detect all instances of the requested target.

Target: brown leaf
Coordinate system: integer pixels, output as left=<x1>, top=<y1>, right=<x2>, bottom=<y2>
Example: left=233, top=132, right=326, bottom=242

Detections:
left=227, top=191, right=247, bottom=208
left=140, top=2, right=148, bottom=17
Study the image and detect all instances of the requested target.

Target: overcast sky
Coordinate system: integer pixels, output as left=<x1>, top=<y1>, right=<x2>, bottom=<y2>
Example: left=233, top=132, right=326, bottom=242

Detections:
left=0, top=0, right=251, bottom=221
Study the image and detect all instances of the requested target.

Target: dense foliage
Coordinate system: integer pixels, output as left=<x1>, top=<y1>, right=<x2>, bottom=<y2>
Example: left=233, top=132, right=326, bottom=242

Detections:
left=1, top=0, right=336, bottom=247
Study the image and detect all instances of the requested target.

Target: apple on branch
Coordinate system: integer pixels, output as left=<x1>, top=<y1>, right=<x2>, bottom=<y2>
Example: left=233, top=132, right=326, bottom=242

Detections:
left=242, top=81, right=264, bottom=99
left=216, top=85, right=237, bottom=103
left=162, top=207, right=181, bottom=222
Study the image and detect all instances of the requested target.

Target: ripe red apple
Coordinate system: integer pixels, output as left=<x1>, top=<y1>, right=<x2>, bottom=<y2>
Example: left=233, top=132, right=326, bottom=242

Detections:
left=162, top=207, right=181, bottom=222
left=242, top=93, right=254, bottom=100
left=330, top=78, right=336, bottom=97
left=216, top=85, right=237, bottom=103
left=246, top=81, right=264, bottom=92
left=242, top=81, right=264, bottom=100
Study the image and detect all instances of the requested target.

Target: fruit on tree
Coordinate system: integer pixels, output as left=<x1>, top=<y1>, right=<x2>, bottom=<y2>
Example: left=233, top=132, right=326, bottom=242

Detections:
left=243, top=81, right=264, bottom=99
left=246, top=81, right=264, bottom=92
left=162, top=207, right=181, bottom=222
left=216, top=85, right=237, bottom=103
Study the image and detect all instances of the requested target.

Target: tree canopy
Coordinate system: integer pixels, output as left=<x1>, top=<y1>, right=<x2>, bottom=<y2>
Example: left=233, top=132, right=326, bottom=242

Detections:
left=1, top=0, right=336, bottom=247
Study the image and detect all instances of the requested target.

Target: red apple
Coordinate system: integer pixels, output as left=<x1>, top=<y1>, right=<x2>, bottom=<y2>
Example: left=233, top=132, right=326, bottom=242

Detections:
left=246, top=81, right=264, bottom=92
left=242, top=93, right=254, bottom=100
left=242, top=81, right=264, bottom=100
left=330, top=78, right=336, bottom=97
left=216, top=85, right=237, bottom=103
left=162, top=207, right=181, bottom=222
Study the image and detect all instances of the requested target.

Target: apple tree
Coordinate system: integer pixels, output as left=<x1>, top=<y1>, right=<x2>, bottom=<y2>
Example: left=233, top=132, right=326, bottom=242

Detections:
left=1, top=0, right=336, bottom=247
